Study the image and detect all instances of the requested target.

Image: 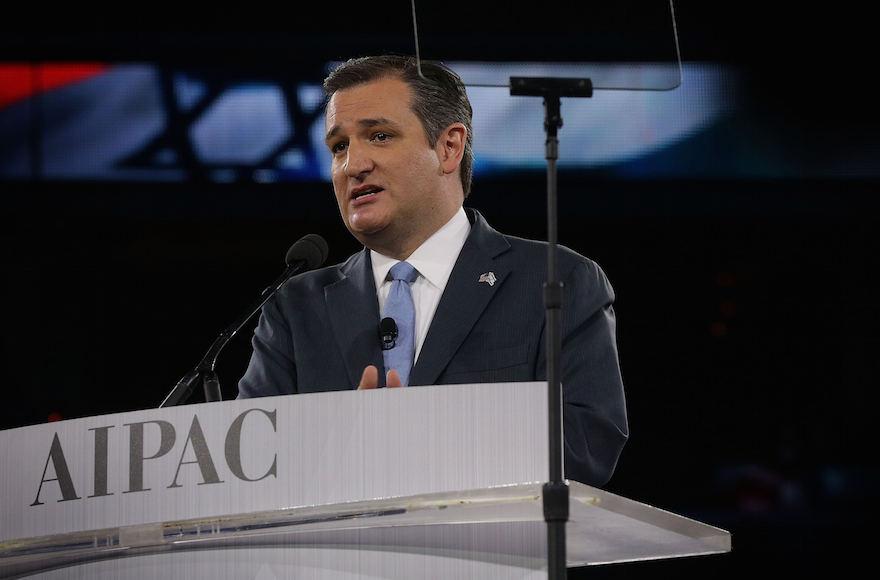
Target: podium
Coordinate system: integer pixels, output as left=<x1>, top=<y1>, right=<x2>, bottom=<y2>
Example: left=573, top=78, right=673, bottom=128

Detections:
left=1, top=382, right=730, bottom=578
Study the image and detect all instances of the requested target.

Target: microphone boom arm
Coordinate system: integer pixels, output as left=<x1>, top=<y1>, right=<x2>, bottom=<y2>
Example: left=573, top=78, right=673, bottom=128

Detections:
left=159, top=251, right=321, bottom=408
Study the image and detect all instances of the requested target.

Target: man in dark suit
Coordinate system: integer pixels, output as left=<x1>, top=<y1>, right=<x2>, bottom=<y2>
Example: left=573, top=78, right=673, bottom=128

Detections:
left=237, top=55, right=627, bottom=487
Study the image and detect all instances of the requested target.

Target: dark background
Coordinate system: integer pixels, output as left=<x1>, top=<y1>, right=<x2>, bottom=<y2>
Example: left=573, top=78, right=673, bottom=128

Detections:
left=2, top=3, right=878, bottom=577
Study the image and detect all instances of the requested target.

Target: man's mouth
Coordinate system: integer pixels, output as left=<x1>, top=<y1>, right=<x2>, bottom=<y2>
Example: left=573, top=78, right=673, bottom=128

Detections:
left=352, top=187, right=383, bottom=201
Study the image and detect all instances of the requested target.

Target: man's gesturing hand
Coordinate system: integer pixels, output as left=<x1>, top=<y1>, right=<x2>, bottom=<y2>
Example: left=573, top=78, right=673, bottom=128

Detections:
left=357, top=365, right=404, bottom=389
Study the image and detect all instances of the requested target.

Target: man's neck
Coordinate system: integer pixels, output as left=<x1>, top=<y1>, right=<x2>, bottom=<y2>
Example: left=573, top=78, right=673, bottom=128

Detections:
left=367, top=205, right=464, bottom=261
left=370, top=207, right=469, bottom=264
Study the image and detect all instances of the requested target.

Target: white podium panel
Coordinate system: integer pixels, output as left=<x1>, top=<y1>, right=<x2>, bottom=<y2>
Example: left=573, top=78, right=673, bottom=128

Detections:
left=1, top=382, right=730, bottom=579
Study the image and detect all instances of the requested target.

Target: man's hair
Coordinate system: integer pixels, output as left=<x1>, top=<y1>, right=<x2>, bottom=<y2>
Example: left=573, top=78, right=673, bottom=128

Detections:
left=323, top=55, right=474, bottom=198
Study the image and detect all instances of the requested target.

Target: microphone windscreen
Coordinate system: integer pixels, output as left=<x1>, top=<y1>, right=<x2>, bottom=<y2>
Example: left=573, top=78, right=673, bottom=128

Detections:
left=285, top=234, right=329, bottom=270
left=379, top=317, right=398, bottom=337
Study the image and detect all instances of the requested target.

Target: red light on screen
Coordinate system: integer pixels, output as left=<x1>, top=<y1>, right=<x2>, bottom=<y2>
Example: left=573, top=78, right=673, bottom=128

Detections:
left=0, top=62, right=109, bottom=109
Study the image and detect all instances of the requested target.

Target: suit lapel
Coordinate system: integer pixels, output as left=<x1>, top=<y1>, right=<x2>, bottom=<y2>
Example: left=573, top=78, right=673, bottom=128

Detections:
left=324, top=249, right=385, bottom=389
left=409, top=210, right=511, bottom=386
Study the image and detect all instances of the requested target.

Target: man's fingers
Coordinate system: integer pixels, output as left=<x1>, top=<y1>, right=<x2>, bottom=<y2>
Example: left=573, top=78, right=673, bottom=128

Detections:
left=357, top=365, right=379, bottom=389
left=358, top=366, right=404, bottom=389
left=386, top=369, right=404, bottom=388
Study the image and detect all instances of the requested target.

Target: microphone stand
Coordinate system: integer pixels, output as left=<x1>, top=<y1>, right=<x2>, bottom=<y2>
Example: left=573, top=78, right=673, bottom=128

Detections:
left=510, top=76, right=593, bottom=580
left=159, top=260, right=310, bottom=408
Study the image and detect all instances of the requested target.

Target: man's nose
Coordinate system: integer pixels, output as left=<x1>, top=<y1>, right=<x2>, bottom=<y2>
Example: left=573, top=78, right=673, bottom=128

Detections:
left=343, top=142, right=374, bottom=176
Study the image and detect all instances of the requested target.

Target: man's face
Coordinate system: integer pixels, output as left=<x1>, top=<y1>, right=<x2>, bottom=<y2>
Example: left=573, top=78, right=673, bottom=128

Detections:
left=324, top=77, right=460, bottom=257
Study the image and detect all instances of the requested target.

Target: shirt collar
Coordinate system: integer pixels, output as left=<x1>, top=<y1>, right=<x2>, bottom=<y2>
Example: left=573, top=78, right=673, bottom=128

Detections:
left=371, top=207, right=471, bottom=291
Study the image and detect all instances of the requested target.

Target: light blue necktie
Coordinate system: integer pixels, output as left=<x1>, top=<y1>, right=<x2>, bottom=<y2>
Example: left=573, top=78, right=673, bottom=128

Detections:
left=382, top=261, right=419, bottom=386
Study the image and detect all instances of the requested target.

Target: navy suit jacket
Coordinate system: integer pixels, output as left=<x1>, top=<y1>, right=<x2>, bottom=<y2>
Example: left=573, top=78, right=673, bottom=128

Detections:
left=238, top=209, right=628, bottom=486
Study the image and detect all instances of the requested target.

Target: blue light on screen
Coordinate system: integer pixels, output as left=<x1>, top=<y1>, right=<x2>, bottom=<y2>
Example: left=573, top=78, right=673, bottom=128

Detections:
left=0, top=60, right=831, bottom=183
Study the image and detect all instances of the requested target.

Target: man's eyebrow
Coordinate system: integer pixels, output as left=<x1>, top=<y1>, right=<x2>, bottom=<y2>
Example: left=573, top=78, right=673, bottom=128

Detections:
left=325, top=118, right=401, bottom=143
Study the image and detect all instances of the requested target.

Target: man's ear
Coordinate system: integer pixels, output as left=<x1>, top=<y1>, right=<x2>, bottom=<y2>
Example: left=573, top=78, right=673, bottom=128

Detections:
left=438, top=123, right=467, bottom=175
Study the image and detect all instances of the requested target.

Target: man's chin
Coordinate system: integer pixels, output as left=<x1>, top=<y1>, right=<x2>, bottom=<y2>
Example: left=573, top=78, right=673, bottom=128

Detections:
left=346, top=220, right=388, bottom=244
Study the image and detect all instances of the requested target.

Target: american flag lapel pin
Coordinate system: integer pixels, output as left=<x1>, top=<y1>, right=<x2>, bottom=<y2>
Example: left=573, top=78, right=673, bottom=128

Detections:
left=478, top=272, right=497, bottom=286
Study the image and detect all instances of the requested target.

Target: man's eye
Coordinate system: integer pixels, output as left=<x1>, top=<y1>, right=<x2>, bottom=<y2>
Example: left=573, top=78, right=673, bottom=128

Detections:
left=372, top=132, right=391, bottom=142
left=330, top=142, right=348, bottom=154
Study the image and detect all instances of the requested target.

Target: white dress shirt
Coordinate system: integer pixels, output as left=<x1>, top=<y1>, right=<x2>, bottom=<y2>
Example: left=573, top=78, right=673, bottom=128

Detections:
left=371, top=207, right=471, bottom=362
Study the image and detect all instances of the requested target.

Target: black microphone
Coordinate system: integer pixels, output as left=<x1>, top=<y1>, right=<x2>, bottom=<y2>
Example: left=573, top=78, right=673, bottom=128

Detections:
left=284, top=233, right=330, bottom=272
left=160, top=234, right=329, bottom=407
left=379, top=317, right=398, bottom=350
